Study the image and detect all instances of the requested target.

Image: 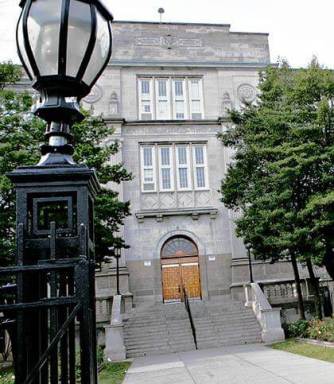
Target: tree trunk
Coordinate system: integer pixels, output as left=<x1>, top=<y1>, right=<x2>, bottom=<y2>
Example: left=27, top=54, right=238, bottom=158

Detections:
left=291, top=253, right=306, bottom=320
left=324, top=241, right=334, bottom=280
left=306, top=258, right=323, bottom=320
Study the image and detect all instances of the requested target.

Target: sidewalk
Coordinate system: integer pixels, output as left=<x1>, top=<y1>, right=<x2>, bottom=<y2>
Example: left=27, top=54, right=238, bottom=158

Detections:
left=123, top=344, right=334, bottom=384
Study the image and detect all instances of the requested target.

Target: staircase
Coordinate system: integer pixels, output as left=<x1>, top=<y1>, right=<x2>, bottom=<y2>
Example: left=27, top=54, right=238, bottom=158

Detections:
left=191, top=297, right=262, bottom=349
left=123, top=302, right=196, bottom=358
left=123, top=297, right=262, bottom=358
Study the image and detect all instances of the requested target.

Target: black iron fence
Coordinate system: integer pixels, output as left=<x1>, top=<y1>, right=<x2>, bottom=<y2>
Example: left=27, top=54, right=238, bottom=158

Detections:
left=0, top=223, right=97, bottom=384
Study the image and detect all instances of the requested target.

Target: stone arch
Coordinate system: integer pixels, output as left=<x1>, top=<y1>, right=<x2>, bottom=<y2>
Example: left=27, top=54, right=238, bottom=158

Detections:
left=156, top=229, right=206, bottom=259
left=157, top=230, right=209, bottom=301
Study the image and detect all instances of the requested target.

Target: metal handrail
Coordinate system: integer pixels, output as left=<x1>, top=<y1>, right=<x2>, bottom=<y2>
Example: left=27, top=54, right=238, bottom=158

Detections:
left=182, top=286, right=198, bottom=349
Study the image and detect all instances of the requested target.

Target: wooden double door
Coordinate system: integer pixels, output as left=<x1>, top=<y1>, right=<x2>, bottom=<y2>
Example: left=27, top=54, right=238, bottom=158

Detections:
left=161, top=257, right=201, bottom=302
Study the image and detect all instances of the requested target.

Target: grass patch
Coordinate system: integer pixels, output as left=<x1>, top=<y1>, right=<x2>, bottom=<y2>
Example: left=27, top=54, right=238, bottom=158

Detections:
left=0, top=362, right=131, bottom=384
left=99, top=362, right=131, bottom=384
left=272, top=339, right=334, bottom=363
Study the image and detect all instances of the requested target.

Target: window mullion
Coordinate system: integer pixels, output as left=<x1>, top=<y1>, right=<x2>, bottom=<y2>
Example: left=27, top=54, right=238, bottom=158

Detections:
left=186, top=77, right=190, bottom=120
left=204, top=145, right=209, bottom=188
left=190, top=143, right=196, bottom=196
left=155, top=144, right=159, bottom=195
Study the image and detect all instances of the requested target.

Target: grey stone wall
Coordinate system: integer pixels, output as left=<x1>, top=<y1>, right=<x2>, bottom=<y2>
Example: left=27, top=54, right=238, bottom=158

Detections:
left=111, top=21, right=270, bottom=66
left=83, top=21, right=275, bottom=303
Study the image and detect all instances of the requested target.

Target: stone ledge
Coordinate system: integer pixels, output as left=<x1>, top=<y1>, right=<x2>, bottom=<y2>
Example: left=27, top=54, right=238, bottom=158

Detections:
left=136, top=207, right=218, bottom=222
left=296, top=338, right=334, bottom=349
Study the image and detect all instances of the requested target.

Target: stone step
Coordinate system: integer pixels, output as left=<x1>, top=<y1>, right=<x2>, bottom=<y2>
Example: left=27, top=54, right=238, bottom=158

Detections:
left=125, top=332, right=193, bottom=340
left=196, top=329, right=261, bottom=337
left=125, top=339, right=195, bottom=349
left=125, top=340, right=194, bottom=350
left=206, top=330, right=261, bottom=339
left=124, top=298, right=262, bottom=357
left=196, top=320, right=260, bottom=327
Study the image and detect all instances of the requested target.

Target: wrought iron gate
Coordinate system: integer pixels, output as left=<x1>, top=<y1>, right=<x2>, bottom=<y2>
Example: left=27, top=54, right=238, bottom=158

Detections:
left=0, top=162, right=101, bottom=384
left=0, top=223, right=97, bottom=384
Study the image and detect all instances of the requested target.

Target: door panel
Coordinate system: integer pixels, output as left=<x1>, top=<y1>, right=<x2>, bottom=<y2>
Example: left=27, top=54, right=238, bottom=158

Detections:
left=162, top=265, right=181, bottom=301
left=181, top=263, right=201, bottom=299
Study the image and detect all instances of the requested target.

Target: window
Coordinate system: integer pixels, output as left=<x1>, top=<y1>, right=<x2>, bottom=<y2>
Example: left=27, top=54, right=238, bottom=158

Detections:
left=189, top=79, right=203, bottom=120
left=139, top=79, right=153, bottom=120
left=156, top=78, right=170, bottom=119
left=172, top=79, right=187, bottom=120
left=140, top=144, right=208, bottom=192
left=138, top=77, right=204, bottom=120
left=141, top=146, right=156, bottom=191
left=176, top=146, right=190, bottom=190
left=193, top=145, right=208, bottom=189
left=161, top=236, right=198, bottom=258
left=159, top=146, right=174, bottom=191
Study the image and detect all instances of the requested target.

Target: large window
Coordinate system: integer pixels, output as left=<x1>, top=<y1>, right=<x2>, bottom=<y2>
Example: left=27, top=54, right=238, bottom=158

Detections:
left=138, top=77, right=204, bottom=120
left=140, top=143, right=209, bottom=193
left=139, top=79, right=154, bottom=120
left=140, top=146, right=156, bottom=192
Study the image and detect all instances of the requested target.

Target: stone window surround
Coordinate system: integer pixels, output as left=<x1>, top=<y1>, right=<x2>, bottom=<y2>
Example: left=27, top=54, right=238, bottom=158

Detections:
left=139, top=141, right=210, bottom=194
left=136, top=207, right=218, bottom=223
left=137, top=75, right=205, bottom=121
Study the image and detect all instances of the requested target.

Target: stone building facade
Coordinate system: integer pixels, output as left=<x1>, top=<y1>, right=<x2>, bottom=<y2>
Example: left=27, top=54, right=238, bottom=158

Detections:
left=87, top=20, right=288, bottom=305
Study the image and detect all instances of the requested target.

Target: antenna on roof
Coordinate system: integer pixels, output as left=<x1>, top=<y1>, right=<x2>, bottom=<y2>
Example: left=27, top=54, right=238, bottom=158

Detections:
left=158, top=8, right=165, bottom=23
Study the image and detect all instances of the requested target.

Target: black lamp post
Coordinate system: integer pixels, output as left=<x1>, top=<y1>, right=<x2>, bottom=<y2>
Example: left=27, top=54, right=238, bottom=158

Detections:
left=17, top=0, right=113, bottom=164
left=247, top=245, right=254, bottom=284
left=114, top=246, right=121, bottom=296
left=0, top=1, right=113, bottom=383
left=105, top=244, right=122, bottom=296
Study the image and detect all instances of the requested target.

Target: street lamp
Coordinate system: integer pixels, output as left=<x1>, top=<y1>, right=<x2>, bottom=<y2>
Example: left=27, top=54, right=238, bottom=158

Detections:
left=105, top=245, right=121, bottom=296
left=114, top=246, right=121, bottom=296
left=17, top=0, right=113, bottom=164
left=3, top=1, right=114, bottom=382
left=247, top=245, right=254, bottom=284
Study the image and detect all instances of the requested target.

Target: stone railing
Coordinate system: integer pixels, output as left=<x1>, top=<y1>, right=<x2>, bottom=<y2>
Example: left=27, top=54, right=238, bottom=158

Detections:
left=96, top=294, right=113, bottom=323
left=245, top=283, right=285, bottom=343
left=262, top=281, right=298, bottom=304
left=260, top=279, right=315, bottom=306
left=104, top=295, right=126, bottom=361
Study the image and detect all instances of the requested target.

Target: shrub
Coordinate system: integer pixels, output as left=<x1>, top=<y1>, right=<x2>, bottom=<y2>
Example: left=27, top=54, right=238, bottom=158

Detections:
left=308, top=319, right=334, bottom=342
left=285, top=320, right=310, bottom=338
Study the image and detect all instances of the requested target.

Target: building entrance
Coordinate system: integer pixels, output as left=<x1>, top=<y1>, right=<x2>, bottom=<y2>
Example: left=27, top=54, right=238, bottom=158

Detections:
left=161, top=236, right=201, bottom=302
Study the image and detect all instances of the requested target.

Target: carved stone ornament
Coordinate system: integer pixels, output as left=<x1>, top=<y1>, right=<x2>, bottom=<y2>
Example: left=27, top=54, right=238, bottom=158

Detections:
left=237, top=84, right=256, bottom=103
left=83, top=84, right=103, bottom=104
left=109, top=91, right=119, bottom=115
left=135, top=36, right=202, bottom=49
left=221, top=92, right=232, bottom=116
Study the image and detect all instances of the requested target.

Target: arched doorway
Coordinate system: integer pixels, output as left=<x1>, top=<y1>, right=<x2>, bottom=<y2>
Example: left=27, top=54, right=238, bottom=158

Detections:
left=161, top=236, right=202, bottom=302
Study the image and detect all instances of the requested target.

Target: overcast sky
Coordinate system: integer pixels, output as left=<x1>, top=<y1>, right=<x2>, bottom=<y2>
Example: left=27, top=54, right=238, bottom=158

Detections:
left=1, top=0, right=333, bottom=68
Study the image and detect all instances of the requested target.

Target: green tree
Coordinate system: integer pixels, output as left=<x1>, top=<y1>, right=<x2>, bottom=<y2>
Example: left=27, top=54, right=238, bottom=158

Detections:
left=220, top=60, right=334, bottom=319
left=0, top=62, right=131, bottom=267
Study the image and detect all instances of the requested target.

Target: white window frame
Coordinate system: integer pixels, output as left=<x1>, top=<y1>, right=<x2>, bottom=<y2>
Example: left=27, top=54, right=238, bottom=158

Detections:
left=140, top=145, right=157, bottom=192
left=155, top=78, right=171, bottom=120
left=158, top=146, right=174, bottom=192
left=189, top=78, right=204, bottom=120
left=192, top=144, right=209, bottom=190
left=172, top=78, right=188, bottom=120
left=138, top=77, right=204, bottom=121
left=138, top=78, right=154, bottom=120
left=176, top=145, right=192, bottom=191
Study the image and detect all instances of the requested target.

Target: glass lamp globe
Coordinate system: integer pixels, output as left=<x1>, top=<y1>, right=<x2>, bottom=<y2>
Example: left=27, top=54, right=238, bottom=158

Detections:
left=17, top=0, right=113, bottom=123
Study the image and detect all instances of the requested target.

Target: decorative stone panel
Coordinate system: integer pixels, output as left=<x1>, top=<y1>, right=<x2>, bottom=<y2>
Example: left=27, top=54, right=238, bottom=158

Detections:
left=177, top=192, right=194, bottom=208
left=160, top=193, right=177, bottom=209
left=141, top=194, right=159, bottom=210
left=195, top=191, right=212, bottom=207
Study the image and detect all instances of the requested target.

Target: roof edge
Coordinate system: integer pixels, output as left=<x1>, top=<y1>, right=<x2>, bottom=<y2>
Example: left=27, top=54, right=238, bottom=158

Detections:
left=112, top=20, right=269, bottom=36
left=113, top=20, right=231, bottom=28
